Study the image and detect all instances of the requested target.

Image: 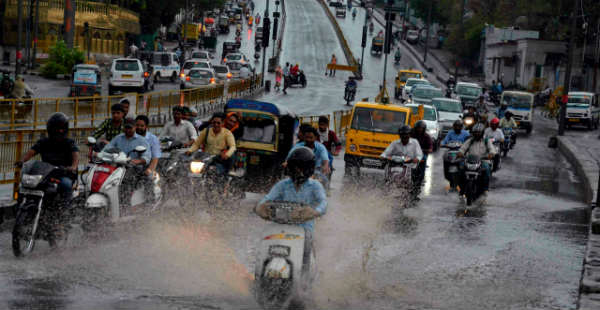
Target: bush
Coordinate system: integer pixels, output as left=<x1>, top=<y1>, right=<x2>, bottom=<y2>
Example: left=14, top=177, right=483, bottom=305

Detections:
left=40, top=40, right=84, bottom=78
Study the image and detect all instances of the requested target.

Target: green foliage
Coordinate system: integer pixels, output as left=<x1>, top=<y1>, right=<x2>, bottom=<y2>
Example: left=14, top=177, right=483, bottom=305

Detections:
left=41, top=40, right=84, bottom=79
left=410, top=0, right=452, bottom=26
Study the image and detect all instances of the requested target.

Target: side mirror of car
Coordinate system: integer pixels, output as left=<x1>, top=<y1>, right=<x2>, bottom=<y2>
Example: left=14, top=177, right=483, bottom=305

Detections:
left=87, top=136, right=97, bottom=145
left=134, top=145, right=147, bottom=153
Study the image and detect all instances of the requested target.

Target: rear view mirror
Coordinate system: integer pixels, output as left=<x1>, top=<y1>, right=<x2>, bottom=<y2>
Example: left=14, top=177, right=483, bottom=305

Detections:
left=134, top=145, right=147, bottom=153
left=87, top=136, right=97, bottom=145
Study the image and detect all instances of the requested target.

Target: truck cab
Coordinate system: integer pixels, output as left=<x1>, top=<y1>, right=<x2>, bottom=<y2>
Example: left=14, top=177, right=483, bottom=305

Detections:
left=394, top=69, right=423, bottom=99
left=344, top=102, right=419, bottom=174
left=566, top=91, right=599, bottom=130
left=501, top=91, right=534, bottom=134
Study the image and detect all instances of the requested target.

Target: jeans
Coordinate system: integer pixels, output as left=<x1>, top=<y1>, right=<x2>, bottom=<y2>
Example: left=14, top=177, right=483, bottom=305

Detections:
left=214, top=156, right=233, bottom=175
left=58, top=176, right=73, bottom=199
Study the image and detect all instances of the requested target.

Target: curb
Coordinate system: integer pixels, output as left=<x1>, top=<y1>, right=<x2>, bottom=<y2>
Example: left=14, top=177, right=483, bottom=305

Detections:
left=556, top=136, right=600, bottom=309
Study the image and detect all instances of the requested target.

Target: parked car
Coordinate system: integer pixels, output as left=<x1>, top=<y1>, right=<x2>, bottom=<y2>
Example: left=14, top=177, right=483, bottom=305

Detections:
left=212, top=64, right=233, bottom=82
left=406, top=30, right=419, bottom=44
left=406, top=103, right=441, bottom=149
left=180, top=69, right=217, bottom=89
left=431, top=97, right=462, bottom=138
left=180, top=60, right=214, bottom=82
left=109, top=58, right=146, bottom=95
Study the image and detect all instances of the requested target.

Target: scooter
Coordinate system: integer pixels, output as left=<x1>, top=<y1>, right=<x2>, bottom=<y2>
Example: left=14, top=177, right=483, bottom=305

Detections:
left=383, top=155, right=413, bottom=198
left=442, top=142, right=463, bottom=192
left=81, top=137, right=162, bottom=224
left=254, top=202, right=317, bottom=309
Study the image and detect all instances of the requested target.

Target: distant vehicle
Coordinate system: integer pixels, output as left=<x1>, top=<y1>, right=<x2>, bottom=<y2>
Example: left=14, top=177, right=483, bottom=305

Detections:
left=405, top=103, right=441, bottom=148
left=330, top=1, right=344, bottom=8
left=431, top=98, right=462, bottom=137
left=109, top=58, right=146, bottom=95
left=501, top=91, right=534, bottom=134
left=146, top=52, right=180, bottom=83
left=212, top=64, right=233, bottom=82
left=455, top=82, right=482, bottom=107
left=394, top=69, right=423, bottom=99
left=227, top=61, right=254, bottom=79
left=190, top=50, right=212, bottom=61
left=402, top=78, right=431, bottom=101
left=180, top=69, right=217, bottom=89
left=255, top=26, right=263, bottom=45
left=565, top=91, right=600, bottom=130
left=409, top=86, right=444, bottom=106
left=406, top=30, right=419, bottom=44
left=218, top=15, right=230, bottom=34
left=223, top=52, right=249, bottom=64
left=70, top=64, right=102, bottom=97
left=336, top=7, right=346, bottom=18
left=371, top=35, right=384, bottom=55
left=222, top=41, right=240, bottom=61
left=181, top=23, right=200, bottom=43
left=180, top=60, right=214, bottom=82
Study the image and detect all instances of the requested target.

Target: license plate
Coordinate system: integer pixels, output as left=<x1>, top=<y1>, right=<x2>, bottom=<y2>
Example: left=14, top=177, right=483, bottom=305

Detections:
left=122, top=74, right=133, bottom=78
left=250, top=155, right=260, bottom=165
left=19, top=189, right=44, bottom=197
left=362, top=158, right=382, bottom=166
left=449, top=166, right=458, bottom=173
left=96, top=166, right=111, bottom=172
left=569, top=118, right=580, bottom=122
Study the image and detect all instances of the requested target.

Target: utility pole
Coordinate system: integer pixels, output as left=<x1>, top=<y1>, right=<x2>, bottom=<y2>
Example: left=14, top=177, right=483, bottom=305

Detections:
left=423, top=0, right=433, bottom=64
left=359, top=8, right=368, bottom=77
left=559, top=0, right=580, bottom=136
left=261, top=0, right=270, bottom=86
left=183, top=0, right=189, bottom=49
left=31, top=0, right=40, bottom=69
left=63, top=0, right=75, bottom=48
left=454, top=0, right=466, bottom=80
left=593, top=19, right=600, bottom=93
left=16, top=0, right=24, bottom=75
left=401, top=0, right=409, bottom=40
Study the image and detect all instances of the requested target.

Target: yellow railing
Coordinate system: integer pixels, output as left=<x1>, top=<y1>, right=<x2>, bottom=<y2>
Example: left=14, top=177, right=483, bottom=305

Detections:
left=0, top=75, right=262, bottom=130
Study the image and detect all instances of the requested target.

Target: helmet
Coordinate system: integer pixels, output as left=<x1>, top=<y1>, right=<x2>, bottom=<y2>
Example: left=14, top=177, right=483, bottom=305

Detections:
left=285, top=147, right=315, bottom=185
left=505, top=111, right=513, bottom=117
left=414, top=120, right=427, bottom=130
left=471, top=123, right=485, bottom=134
left=47, top=112, right=69, bottom=139
left=398, top=125, right=411, bottom=135
left=490, top=118, right=500, bottom=126
left=453, top=119, right=463, bottom=128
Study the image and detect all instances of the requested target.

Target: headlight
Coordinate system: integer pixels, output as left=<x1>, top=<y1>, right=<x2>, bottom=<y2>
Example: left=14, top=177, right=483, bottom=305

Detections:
left=349, top=144, right=357, bottom=152
left=21, top=174, right=43, bottom=188
left=464, top=118, right=474, bottom=125
left=427, top=128, right=438, bottom=137
left=190, top=161, right=206, bottom=174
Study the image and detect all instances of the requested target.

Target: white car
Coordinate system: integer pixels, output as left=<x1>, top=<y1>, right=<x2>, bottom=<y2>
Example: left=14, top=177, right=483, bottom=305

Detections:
left=431, top=97, right=463, bottom=139
left=149, top=52, right=180, bottom=82
left=226, top=61, right=253, bottom=78
left=406, top=103, right=441, bottom=148
left=212, top=64, right=233, bottom=82
left=190, top=50, right=212, bottom=61
left=402, top=78, right=431, bottom=101
left=406, top=30, right=419, bottom=44
left=180, top=60, right=214, bottom=82
left=222, top=52, right=249, bottom=64
left=180, top=69, right=217, bottom=89
left=109, top=58, right=146, bottom=95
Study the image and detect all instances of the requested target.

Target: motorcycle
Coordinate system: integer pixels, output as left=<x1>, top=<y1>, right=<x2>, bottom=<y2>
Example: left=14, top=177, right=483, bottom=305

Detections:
left=254, top=202, right=317, bottom=309
left=352, top=12, right=356, bottom=19
left=0, top=69, right=14, bottom=99
left=491, top=139, right=501, bottom=172
left=80, top=137, right=162, bottom=224
left=442, top=142, right=463, bottom=192
left=284, top=71, right=307, bottom=88
left=394, top=54, right=401, bottom=65
left=445, top=86, right=454, bottom=98
left=344, top=82, right=357, bottom=105
left=369, top=24, right=374, bottom=34
left=490, top=92, right=500, bottom=106
left=12, top=161, right=75, bottom=257
left=186, top=151, right=245, bottom=207
left=500, top=128, right=514, bottom=157
left=462, top=154, right=488, bottom=206
left=383, top=155, right=413, bottom=199
left=254, top=51, right=260, bottom=62
left=235, top=28, right=242, bottom=37
left=157, top=136, right=185, bottom=199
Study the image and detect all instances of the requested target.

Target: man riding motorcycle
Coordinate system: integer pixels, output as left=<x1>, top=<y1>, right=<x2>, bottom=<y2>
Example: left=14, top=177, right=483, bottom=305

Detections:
left=16, top=113, right=79, bottom=203
left=93, top=103, right=125, bottom=144
left=10, top=75, right=34, bottom=99
left=410, top=121, right=432, bottom=197
left=135, top=115, right=161, bottom=177
left=483, top=118, right=504, bottom=172
left=394, top=48, right=402, bottom=63
left=441, top=120, right=470, bottom=192
left=457, top=123, right=495, bottom=201
left=344, top=76, right=357, bottom=103
left=255, top=147, right=327, bottom=272
left=285, top=125, right=330, bottom=187
left=499, top=111, right=518, bottom=147
left=186, top=112, right=237, bottom=175
left=497, top=102, right=508, bottom=119
left=381, top=125, right=423, bottom=199
left=159, top=106, right=198, bottom=147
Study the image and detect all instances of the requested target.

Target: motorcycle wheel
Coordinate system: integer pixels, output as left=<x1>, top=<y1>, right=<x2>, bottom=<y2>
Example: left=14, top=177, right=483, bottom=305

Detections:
left=465, top=180, right=475, bottom=206
left=12, top=205, right=37, bottom=257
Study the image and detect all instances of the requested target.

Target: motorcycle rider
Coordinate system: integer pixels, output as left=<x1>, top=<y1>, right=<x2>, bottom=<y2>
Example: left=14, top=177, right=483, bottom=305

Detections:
left=499, top=111, right=518, bottom=147
left=16, top=113, right=79, bottom=202
left=463, top=105, right=479, bottom=124
left=369, top=22, right=374, bottom=33
left=352, top=8, right=357, bottom=19
left=255, top=147, right=327, bottom=272
left=381, top=125, right=423, bottom=199
left=317, top=116, right=341, bottom=178
left=446, top=76, right=456, bottom=90
left=135, top=115, right=161, bottom=176
left=159, top=106, right=198, bottom=147
left=497, top=102, right=508, bottom=119
left=410, top=121, right=432, bottom=193
left=285, top=125, right=330, bottom=187
left=441, top=120, right=470, bottom=192
left=345, top=76, right=357, bottom=101
left=93, top=103, right=125, bottom=144
left=10, top=75, right=34, bottom=99
left=484, top=118, right=504, bottom=172
left=394, top=48, right=402, bottom=63
left=186, top=112, right=237, bottom=175
left=457, top=123, right=495, bottom=201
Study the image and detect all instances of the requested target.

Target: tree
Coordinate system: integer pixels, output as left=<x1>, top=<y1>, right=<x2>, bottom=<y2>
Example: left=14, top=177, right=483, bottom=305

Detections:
left=409, top=0, right=452, bottom=27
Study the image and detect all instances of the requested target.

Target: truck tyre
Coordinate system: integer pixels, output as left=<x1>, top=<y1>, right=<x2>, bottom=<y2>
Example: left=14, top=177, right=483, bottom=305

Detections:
left=171, top=72, right=177, bottom=83
left=154, top=72, right=161, bottom=83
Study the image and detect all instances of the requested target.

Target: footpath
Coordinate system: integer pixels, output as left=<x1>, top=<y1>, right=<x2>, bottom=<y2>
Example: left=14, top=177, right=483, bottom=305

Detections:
left=555, top=131, right=600, bottom=309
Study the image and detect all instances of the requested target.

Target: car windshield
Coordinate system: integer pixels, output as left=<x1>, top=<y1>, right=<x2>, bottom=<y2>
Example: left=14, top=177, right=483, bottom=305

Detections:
left=189, top=70, right=212, bottom=78
left=227, top=54, right=242, bottom=61
left=406, top=80, right=429, bottom=88
left=409, top=106, right=437, bottom=121
left=567, top=95, right=592, bottom=108
left=413, top=88, right=443, bottom=99
left=184, top=62, right=209, bottom=70
left=214, top=66, right=228, bottom=74
left=432, top=99, right=462, bottom=113
left=228, top=62, right=243, bottom=71
left=502, top=93, right=532, bottom=109
left=351, top=107, right=408, bottom=134
left=191, top=52, right=208, bottom=59
left=456, top=85, right=482, bottom=97
left=115, top=60, right=139, bottom=71
left=399, top=72, right=422, bottom=82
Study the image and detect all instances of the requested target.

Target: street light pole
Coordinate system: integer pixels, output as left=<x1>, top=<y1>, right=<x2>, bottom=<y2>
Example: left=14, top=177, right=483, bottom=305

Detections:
left=423, top=0, right=433, bottom=64
left=454, top=0, right=466, bottom=80
left=16, top=0, right=23, bottom=75
left=261, top=0, right=270, bottom=87
left=559, top=0, right=580, bottom=136
left=360, top=9, right=367, bottom=77
left=31, top=0, right=40, bottom=69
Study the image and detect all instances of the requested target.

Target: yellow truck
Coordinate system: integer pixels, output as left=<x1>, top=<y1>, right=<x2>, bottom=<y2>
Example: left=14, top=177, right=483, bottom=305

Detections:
left=394, top=69, right=423, bottom=99
left=181, top=23, right=200, bottom=43
left=344, top=101, right=422, bottom=175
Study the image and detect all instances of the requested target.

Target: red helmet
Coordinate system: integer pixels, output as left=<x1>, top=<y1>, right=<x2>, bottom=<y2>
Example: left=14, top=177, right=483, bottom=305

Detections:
left=490, top=117, right=500, bottom=126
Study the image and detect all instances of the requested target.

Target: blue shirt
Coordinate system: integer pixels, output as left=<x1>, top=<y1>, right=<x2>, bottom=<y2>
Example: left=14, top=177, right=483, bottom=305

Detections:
left=441, top=129, right=470, bottom=145
left=104, top=133, right=151, bottom=164
left=497, top=107, right=507, bottom=119
left=142, top=131, right=161, bottom=159
left=259, top=178, right=328, bottom=232
left=287, top=142, right=329, bottom=168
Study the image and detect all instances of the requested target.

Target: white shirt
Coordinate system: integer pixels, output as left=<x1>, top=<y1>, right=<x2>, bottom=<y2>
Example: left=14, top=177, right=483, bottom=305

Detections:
left=159, top=120, right=198, bottom=144
left=484, top=127, right=504, bottom=142
left=380, top=138, right=423, bottom=169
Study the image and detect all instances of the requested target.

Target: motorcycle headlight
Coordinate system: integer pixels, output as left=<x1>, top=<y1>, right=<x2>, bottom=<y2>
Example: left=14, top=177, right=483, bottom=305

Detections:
left=21, top=174, right=43, bottom=188
left=190, top=161, right=206, bottom=174
left=464, top=118, right=474, bottom=126
left=349, top=144, right=357, bottom=152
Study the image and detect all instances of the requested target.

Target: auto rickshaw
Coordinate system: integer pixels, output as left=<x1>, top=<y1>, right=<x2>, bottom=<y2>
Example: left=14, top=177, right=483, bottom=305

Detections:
left=69, top=64, right=102, bottom=97
left=371, top=35, right=384, bottom=55
left=222, top=41, right=240, bottom=60
left=224, top=99, right=299, bottom=193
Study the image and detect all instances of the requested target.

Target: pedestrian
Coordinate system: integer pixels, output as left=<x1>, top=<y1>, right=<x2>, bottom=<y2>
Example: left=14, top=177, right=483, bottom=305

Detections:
left=327, top=54, right=337, bottom=77
left=275, top=65, right=283, bottom=92
left=282, top=62, right=290, bottom=95
left=129, top=42, right=138, bottom=58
